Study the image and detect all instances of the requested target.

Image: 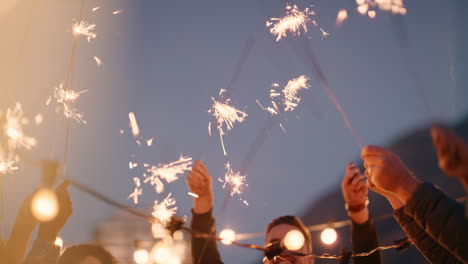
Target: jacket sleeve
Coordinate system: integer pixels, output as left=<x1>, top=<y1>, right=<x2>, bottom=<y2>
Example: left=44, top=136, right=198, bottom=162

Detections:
left=351, top=216, right=381, bottom=264
left=394, top=208, right=463, bottom=264
left=23, top=238, right=61, bottom=264
left=191, top=209, right=223, bottom=264
left=404, top=182, right=468, bottom=263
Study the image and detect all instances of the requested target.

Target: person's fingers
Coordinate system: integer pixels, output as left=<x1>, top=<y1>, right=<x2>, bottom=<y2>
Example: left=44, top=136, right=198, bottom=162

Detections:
left=350, top=174, right=363, bottom=189
left=356, top=180, right=367, bottom=193
left=361, top=145, right=387, bottom=157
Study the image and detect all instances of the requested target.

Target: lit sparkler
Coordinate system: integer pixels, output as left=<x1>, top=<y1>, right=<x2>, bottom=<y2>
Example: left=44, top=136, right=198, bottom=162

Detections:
left=146, top=155, right=192, bottom=184
left=208, top=96, right=247, bottom=156
left=93, top=56, right=103, bottom=67
left=3, top=103, right=37, bottom=150
left=283, top=75, right=310, bottom=112
left=152, top=193, right=177, bottom=226
left=0, top=153, right=18, bottom=175
left=267, top=4, right=315, bottom=41
left=53, top=83, right=87, bottom=123
left=72, top=20, right=96, bottom=42
left=219, top=162, right=247, bottom=197
left=356, top=0, right=407, bottom=17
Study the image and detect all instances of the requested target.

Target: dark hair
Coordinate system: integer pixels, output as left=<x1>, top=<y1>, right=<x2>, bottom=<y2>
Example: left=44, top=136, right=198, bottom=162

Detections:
left=58, top=244, right=118, bottom=264
left=265, top=215, right=312, bottom=253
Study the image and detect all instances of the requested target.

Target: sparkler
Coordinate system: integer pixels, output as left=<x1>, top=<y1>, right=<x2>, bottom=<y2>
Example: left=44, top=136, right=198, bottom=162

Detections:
left=283, top=75, right=310, bottom=112
left=219, top=162, right=247, bottom=197
left=355, top=0, right=407, bottom=17
left=208, top=96, right=247, bottom=156
left=0, top=153, right=17, bottom=175
left=93, top=56, right=103, bottom=67
left=2, top=103, right=37, bottom=151
left=146, top=155, right=192, bottom=184
left=72, top=20, right=96, bottom=42
left=267, top=4, right=315, bottom=41
left=53, top=83, right=87, bottom=123
left=152, top=193, right=177, bottom=226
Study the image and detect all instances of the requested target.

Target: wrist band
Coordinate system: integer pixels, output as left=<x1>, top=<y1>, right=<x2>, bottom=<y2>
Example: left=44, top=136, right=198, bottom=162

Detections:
left=345, top=198, right=369, bottom=213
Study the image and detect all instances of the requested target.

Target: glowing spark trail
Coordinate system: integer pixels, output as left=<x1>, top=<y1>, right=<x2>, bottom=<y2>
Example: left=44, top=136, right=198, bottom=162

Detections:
left=92, top=7, right=100, bottom=12
left=113, top=10, right=123, bottom=15
left=283, top=75, right=310, bottom=112
left=145, top=155, right=192, bottom=189
left=53, top=83, right=87, bottom=123
left=72, top=21, right=96, bottom=42
left=146, top=138, right=154, bottom=147
left=219, top=163, right=247, bottom=197
left=336, top=9, right=348, bottom=27
left=3, top=103, right=37, bottom=150
left=93, top=56, right=103, bottom=67
left=209, top=96, right=247, bottom=156
left=128, top=177, right=142, bottom=204
left=128, top=112, right=140, bottom=138
left=320, top=28, right=330, bottom=38
left=152, top=193, right=177, bottom=226
left=267, top=4, right=315, bottom=41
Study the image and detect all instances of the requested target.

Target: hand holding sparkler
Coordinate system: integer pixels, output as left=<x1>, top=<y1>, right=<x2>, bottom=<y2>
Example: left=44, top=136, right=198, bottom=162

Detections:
left=341, top=163, right=369, bottom=224
left=431, top=126, right=468, bottom=190
left=361, top=146, right=422, bottom=204
left=186, top=160, right=213, bottom=214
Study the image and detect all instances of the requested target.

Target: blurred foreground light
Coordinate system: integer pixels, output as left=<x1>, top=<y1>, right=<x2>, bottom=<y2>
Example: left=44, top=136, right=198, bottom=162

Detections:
left=219, top=229, right=236, bottom=245
left=283, top=230, right=305, bottom=251
left=133, top=249, right=149, bottom=264
left=320, top=228, right=337, bottom=245
left=152, top=243, right=171, bottom=263
left=367, top=10, right=376, bottom=19
left=55, top=237, right=63, bottom=248
left=31, top=188, right=58, bottom=222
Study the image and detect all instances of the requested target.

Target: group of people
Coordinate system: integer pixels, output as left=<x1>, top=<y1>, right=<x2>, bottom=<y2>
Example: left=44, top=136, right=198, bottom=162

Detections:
left=186, top=125, right=468, bottom=264
left=0, top=125, right=466, bottom=264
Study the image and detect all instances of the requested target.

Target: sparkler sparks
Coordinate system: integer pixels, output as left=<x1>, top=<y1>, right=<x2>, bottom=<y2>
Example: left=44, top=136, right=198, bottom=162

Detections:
left=128, top=177, right=142, bottom=204
left=219, top=162, right=247, bottom=197
left=93, top=56, right=103, bottom=67
left=128, top=112, right=140, bottom=138
left=283, top=75, right=310, bottom=112
left=72, top=20, right=96, bottom=42
left=92, top=7, right=100, bottom=12
left=152, top=193, right=177, bottom=226
left=208, top=96, right=247, bottom=156
left=53, top=83, right=87, bottom=123
left=3, top=103, right=37, bottom=150
left=113, top=10, right=123, bottom=15
left=356, top=0, right=407, bottom=17
left=267, top=4, right=315, bottom=41
left=0, top=153, right=18, bottom=175
left=146, top=155, right=192, bottom=184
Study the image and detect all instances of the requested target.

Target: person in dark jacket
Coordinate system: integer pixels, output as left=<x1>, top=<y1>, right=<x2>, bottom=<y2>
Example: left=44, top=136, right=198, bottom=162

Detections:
left=361, top=145, right=468, bottom=263
left=187, top=160, right=382, bottom=264
left=341, top=163, right=381, bottom=264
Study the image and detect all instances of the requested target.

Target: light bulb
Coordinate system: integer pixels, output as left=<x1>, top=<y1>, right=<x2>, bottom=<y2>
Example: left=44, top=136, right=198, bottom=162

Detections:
left=320, top=228, right=337, bottom=245
left=283, top=229, right=305, bottom=251
left=133, top=249, right=149, bottom=264
left=219, top=229, right=236, bottom=245
left=31, top=188, right=58, bottom=222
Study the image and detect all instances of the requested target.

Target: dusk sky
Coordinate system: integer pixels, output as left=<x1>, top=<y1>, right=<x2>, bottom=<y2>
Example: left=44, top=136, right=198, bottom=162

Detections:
left=1, top=0, right=466, bottom=263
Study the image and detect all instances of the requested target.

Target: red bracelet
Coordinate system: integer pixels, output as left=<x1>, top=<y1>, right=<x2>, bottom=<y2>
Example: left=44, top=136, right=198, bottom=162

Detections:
left=345, top=198, right=369, bottom=213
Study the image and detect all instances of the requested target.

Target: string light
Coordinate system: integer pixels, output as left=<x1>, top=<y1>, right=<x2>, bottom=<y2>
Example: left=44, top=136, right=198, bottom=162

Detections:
left=283, top=229, right=305, bottom=251
left=30, top=188, right=59, bottom=222
left=133, top=249, right=149, bottom=264
left=219, top=229, right=236, bottom=245
left=320, top=227, right=338, bottom=245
